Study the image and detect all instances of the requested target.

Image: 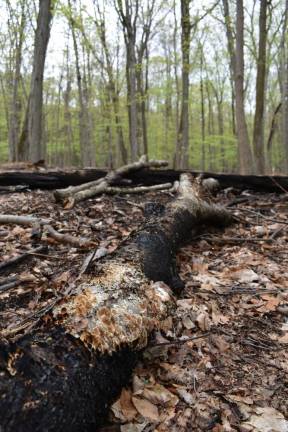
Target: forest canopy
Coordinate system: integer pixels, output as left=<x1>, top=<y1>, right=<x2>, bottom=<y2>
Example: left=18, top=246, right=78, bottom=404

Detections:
left=0, top=0, right=287, bottom=174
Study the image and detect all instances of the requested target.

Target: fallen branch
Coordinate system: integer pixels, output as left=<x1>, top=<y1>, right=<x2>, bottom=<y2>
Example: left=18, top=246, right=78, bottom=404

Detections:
left=54, top=155, right=169, bottom=205
left=63, top=182, right=174, bottom=209
left=44, top=224, right=96, bottom=248
left=0, top=245, right=48, bottom=273
left=0, top=215, right=50, bottom=225
left=0, top=216, right=95, bottom=248
left=0, top=275, right=35, bottom=293
left=0, top=175, right=234, bottom=431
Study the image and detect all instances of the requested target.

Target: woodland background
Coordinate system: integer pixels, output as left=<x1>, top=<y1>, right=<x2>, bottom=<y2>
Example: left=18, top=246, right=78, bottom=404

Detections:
left=0, top=0, right=287, bottom=174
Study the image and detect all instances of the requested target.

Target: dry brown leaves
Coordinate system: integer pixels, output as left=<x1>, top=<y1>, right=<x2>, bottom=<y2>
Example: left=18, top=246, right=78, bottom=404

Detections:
left=0, top=187, right=288, bottom=431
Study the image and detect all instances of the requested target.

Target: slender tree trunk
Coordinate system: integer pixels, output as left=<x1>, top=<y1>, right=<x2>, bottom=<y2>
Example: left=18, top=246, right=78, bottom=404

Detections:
left=205, top=79, right=214, bottom=170
left=222, top=0, right=253, bottom=174
left=164, top=41, right=172, bottom=160
left=63, top=78, right=73, bottom=166
left=68, top=5, right=94, bottom=167
left=98, top=21, right=127, bottom=165
left=217, top=97, right=225, bottom=172
left=173, top=0, right=181, bottom=168
left=235, top=0, right=254, bottom=174
left=200, top=46, right=205, bottom=171
left=126, top=39, right=138, bottom=161
left=253, top=0, right=268, bottom=174
left=281, top=0, right=288, bottom=172
left=177, top=0, right=191, bottom=169
left=8, top=4, right=25, bottom=162
left=18, top=0, right=53, bottom=163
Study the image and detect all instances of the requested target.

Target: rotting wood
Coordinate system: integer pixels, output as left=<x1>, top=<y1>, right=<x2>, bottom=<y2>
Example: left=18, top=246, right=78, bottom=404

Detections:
left=0, top=175, right=233, bottom=432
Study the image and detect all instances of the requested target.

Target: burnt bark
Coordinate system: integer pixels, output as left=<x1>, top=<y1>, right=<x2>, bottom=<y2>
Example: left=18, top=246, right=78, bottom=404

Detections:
left=0, top=175, right=233, bottom=432
left=0, top=169, right=288, bottom=193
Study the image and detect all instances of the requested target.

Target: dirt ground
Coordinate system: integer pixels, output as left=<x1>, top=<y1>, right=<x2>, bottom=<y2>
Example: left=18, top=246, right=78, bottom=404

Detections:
left=0, top=185, right=287, bottom=431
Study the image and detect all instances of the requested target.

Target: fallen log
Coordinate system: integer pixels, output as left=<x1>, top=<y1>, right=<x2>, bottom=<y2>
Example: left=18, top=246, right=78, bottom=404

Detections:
left=0, top=175, right=233, bottom=431
left=0, top=168, right=287, bottom=193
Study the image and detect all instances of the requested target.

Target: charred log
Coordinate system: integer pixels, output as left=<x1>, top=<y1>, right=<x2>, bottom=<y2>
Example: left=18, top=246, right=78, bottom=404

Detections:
left=0, top=169, right=287, bottom=193
left=0, top=175, right=233, bottom=431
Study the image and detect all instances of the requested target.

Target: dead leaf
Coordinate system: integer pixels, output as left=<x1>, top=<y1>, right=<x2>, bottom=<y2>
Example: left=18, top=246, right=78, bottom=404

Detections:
left=196, top=312, right=211, bottom=331
left=231, top=268, right=259, bottom=283
left=132, top=397, right=159, bottom=422
left=142, top=384, right=178, bottom=407
left=242, top=406, right=288, bottom=432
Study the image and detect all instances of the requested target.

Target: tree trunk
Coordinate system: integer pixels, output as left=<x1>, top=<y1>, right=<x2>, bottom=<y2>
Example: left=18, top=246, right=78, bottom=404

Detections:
left=0, top=175, right=233, bottom=432
left=217, top=97, right=225, bottom=172
left=68, top=4, right=94, bottom=168
left=200, top=44, right=205, bottom=171
left=235, top=0, right=254, bottom=174
left=126, top=39, right=139, bottom=161
left=18, top=0, right=53, bottom=163
left=222, top=0, right=253, bottom=174
left=253, top=0, right=268, bottom=174
left=8, top=2, right=25, bottom=162
left=281, top=0, right=288, bottom=172
left=173, top=0, right=181, bottom=168
left=177, top=0, right=191, bottom=169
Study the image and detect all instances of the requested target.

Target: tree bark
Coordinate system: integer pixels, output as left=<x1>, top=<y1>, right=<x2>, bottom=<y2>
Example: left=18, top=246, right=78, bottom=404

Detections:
left=281, top=0, right=288, bottom=172
left=235, top=0, right=254, bottom=174
left=177, top=0, right=191, bottom=169
left=222, top=0, right=254, bottom=174
left=18, top=0, right=53, bottom=163
left=115, top=0, right=139, bottom=161
left=68, top=1, right=94, bottom=168
left=0, top=175, right=233, bottom=432
left=7, top=1, right=26, bottom=162
left=253, top=0, right=268, bottom=174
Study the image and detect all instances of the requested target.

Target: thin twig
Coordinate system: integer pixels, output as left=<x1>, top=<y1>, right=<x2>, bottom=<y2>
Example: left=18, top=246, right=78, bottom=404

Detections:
left=0, top=245, right=48, bottom=272
left=149, top=332, right=210, bottom=348
left=240, top=208, right=288, bottom=225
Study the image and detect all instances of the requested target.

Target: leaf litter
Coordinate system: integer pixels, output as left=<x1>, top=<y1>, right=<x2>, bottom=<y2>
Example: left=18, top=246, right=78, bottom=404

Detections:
left=0, top=187, right=287, bottom=431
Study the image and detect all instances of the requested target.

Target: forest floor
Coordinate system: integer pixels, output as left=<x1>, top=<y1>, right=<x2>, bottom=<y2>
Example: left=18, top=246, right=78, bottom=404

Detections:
left=0, top=185, right=287, bottom=432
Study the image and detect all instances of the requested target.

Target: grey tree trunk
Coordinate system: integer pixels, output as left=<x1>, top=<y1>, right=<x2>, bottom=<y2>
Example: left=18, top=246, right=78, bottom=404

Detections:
left=177, top=0, right=191, bottom=169
left=253, top=0, right=268, bottom=174
left=173, top=0, right=181, bottom=168
left=115, top=0, right=139, bottom=161
left=222, top=0, right=253, bottom=174
left=127, top=39, right=138, bottom=161
left=18, top=0, right=53, bottom=163
left=200, top=44, right=205, bottom=171
left=281, top=0, right=288, bottom=172
left=68, top=2, right=95, bottom=168
left=8, top=1, right=25, bottom=162
left=93, top=9, right=127, bottom=165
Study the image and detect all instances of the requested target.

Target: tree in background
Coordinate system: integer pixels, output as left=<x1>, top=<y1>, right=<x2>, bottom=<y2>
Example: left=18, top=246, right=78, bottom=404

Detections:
left=18, top=0, right=53, bottom=162
left=5, top=0, right=27, bottom=161
left=176, top=0, right=191, bottom=169
left=281, top=0, right=288, bottom=171
left=0, top=0, right=287, bottom=173
left=253, top=0, right=268, bottom=174
left=66, top=0, right=95, bottom=167
left=222, top=0, right=253, bottom=174
left=115, top=0, right=139, bottom=161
